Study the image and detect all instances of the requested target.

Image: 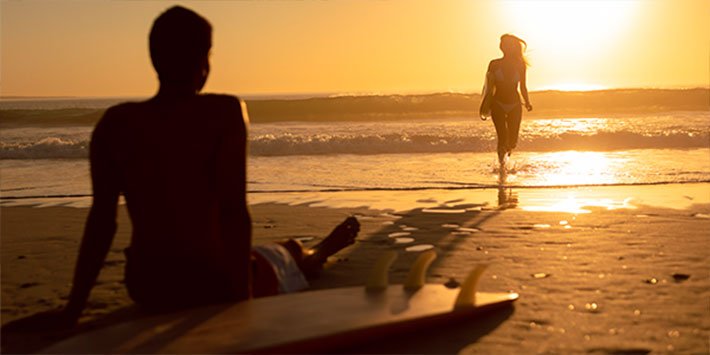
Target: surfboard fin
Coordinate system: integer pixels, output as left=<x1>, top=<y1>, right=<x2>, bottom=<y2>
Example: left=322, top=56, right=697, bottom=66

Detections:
left=365, top=251, right=398, bottom=291
left=404, top=251, right=437, bottom=290
left=454, top=264, right=488, bottom=309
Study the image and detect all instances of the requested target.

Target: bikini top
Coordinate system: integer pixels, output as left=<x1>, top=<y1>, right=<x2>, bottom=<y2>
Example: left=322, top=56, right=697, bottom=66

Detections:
left=494, top=67, right=520, bottom=84
left=489, top=63, right=522, bottom=106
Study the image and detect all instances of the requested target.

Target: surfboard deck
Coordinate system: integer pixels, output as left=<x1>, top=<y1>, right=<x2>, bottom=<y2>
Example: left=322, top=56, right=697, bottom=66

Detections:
left=479, top=70, right=495, bottom=120
left=41, top=285, right=517, bottom=354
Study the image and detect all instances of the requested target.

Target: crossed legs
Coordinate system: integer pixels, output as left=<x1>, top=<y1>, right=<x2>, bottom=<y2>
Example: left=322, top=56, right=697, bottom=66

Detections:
left=251, top=217, right=360, bottom=297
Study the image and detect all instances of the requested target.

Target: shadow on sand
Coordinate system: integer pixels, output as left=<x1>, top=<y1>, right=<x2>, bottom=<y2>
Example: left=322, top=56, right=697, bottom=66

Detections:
left=309, top=183, right=518, bottom=291
left=1, top=305, right=141, bottom=354
left=3, top=177, right=519, bottom=354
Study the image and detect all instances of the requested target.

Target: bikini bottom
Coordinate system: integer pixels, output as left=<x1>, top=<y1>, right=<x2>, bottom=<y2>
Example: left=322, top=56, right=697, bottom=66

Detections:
left=495, top=100, right=521, bottom=113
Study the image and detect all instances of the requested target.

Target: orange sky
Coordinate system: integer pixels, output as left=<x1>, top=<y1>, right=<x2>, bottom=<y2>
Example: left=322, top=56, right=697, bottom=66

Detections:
left=2, top=0, right=708, bottom=97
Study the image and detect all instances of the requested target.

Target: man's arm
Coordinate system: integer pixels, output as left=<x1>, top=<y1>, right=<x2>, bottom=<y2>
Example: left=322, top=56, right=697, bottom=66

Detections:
left=64, top=113, right=121, bottom=320
left=216, top=98, right=252, bottom=301
left=1, top=112, right=121, bottom=331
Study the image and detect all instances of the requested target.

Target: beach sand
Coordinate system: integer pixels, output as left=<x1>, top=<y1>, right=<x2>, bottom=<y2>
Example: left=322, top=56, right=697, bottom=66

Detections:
left=2, top=185, right=709, bottom=353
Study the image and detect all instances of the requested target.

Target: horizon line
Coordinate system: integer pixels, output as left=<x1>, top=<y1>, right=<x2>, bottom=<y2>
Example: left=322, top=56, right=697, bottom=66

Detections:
left=2, top=85, right=709, bottom=101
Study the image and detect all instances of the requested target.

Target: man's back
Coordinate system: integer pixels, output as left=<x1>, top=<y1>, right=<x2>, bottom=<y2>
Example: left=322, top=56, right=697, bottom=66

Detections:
left=91, top=94, right=251, bottom=305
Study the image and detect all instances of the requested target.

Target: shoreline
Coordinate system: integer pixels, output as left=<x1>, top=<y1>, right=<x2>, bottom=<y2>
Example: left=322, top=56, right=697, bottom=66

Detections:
left=2, top=181, right=709, bottom=211
left=2, top=183, right=709, bottom=353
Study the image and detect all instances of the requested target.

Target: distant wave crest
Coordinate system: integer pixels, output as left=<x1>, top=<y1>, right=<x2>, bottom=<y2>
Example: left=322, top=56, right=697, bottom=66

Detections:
left=2, top=88, right=708, bottom=126
left=1, top=108, right=104, bottom=128
left=249, top=133, right=489, bottom=155
left=0, top=137, right=88, bottom=159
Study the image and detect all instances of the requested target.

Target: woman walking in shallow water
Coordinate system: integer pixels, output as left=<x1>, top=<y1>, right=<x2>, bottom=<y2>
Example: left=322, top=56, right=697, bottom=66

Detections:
left=481, top=34, right=533, bottom=165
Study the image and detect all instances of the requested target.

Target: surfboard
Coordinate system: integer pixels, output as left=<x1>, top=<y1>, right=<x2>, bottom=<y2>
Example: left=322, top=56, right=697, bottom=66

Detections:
left=40, top=252, right=518, bottom=354
left=479, top=70, right=495, bottom=120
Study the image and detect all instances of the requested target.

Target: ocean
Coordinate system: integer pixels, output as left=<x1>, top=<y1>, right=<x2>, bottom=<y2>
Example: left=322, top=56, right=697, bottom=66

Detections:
left=1, top=90, right=709, bottom=209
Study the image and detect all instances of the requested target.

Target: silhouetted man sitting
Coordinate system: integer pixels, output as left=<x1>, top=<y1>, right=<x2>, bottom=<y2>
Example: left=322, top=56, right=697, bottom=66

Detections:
left=6, top=6, right=358, bottom=330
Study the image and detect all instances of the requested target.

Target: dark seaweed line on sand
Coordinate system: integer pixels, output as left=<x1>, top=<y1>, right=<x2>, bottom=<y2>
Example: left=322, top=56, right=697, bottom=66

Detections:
left=247, top=179, right=710, bottom=193
left=3, top=180, right=708, bottom=200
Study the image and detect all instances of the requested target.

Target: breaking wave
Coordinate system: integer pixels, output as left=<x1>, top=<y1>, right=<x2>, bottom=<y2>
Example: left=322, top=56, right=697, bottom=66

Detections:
left=1, top=138, right=88, bottom=159
left=2, top=130, right=707, bottom=159
left=249, top=131, right=709, bottom=156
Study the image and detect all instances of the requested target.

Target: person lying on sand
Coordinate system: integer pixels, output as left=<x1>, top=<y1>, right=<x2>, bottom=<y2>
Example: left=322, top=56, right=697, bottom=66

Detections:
left=4, top=5, right=359, bottom=331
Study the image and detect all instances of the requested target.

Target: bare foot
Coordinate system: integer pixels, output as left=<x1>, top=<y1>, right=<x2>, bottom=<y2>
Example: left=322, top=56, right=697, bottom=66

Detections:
left=497, top=151, right=506, bottom=166
left=301, top=217, right=359, bottom=275
left=314, top=217, right=359, bottom=258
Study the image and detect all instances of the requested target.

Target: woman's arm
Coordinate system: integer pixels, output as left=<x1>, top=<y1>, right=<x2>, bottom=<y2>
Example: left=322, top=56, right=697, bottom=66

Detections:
left=520, top=65, right=533, bottom=111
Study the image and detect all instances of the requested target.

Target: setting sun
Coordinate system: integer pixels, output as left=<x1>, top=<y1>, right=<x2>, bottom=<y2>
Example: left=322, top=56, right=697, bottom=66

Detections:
left=500, top=0, right=640, bottom=90
left=503, top=0, right=638, bottom=51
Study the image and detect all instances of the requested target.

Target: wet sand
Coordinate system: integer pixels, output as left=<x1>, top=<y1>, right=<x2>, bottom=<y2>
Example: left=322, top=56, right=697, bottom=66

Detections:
left=2, top=184, right=709, bottom=353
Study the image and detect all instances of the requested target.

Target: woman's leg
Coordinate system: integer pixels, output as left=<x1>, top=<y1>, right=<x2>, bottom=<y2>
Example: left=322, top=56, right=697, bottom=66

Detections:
left=505, top=104, right=523, bottom=155
left=491, top=104, right=508, bottom=164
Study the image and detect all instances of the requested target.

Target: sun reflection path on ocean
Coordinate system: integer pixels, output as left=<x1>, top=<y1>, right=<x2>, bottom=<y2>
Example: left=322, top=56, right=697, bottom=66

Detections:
left=499, top=150, right=637, bottom=213
left=525, top=118, right=614, bottom=137
left=521, top=150, right=624, bottom=187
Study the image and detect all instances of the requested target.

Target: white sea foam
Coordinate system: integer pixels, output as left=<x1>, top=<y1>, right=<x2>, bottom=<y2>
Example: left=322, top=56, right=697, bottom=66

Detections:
left=3, top=115, right=707, bottom=159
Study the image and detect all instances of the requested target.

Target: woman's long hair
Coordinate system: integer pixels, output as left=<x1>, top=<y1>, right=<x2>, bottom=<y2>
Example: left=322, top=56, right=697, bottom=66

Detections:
left=500, top=34, right=529, bottom=67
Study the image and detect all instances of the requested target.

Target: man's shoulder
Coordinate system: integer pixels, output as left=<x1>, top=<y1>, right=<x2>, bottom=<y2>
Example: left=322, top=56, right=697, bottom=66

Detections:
left=196, top=94, right=248, bottom=126
left=101, top=100, right=147, bottom=120
left=91, top=102, right=142, bottom=143
left=198, top=94, right=243, bottom=109
left=95, top=101, right=138, bottom=127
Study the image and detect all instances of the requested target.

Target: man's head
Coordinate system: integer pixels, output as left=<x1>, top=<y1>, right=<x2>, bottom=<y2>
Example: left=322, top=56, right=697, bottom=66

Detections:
left=149, top=6, right=212, bottom=91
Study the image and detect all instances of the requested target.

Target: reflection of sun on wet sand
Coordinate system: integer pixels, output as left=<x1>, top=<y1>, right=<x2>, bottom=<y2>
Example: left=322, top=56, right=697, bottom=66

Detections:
left=2, top=183, right=709, bottom=353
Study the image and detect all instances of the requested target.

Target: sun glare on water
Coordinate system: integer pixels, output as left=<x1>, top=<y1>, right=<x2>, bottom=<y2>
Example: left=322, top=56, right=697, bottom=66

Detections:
left=518, top=150, right=639, bottom=213
left=529, top=151, right=623, bottom=187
